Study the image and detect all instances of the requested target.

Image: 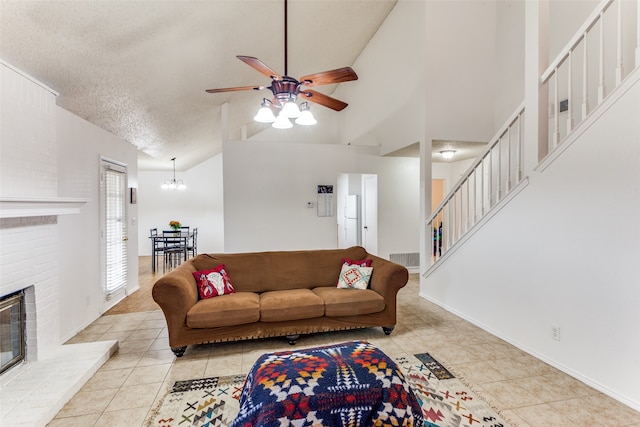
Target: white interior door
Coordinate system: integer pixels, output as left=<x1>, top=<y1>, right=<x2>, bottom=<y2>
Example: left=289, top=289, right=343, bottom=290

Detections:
left=100, top=158, right=128, bottom=311
left=362, top=174, right=378, bottom=255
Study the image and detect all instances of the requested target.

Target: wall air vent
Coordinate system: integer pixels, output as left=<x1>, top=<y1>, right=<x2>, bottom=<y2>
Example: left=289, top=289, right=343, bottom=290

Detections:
left=389, top=252, right=419, bottom=268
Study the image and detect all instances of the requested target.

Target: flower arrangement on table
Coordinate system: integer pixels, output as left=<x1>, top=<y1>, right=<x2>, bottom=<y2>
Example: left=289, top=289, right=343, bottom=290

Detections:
left=169, top=220, right=181, bottom=231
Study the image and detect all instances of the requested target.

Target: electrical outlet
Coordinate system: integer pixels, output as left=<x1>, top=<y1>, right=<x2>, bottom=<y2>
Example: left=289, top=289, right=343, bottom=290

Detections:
left=552, top=326, right=561, bottom=341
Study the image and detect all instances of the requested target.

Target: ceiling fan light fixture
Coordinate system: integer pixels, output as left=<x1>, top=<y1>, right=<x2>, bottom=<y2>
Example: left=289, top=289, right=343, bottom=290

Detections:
left=440, top=149, right=456, bottom=160
left=205, top=0, right=358, bottom=131
left=295, top=102, right=317, bottom=126
left=254, top=99, right=277, bottom=123
left=272, top=113, right=293, bottom=129
left=281, top=100, right=301, bottom=118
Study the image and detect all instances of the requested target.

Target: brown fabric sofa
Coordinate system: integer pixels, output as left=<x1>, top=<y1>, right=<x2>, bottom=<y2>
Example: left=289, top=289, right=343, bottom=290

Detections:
left=152, top=246, right=409, bottom=356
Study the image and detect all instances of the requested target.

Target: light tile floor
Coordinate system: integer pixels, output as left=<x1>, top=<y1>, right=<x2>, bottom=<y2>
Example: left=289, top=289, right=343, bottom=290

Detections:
left=49, top=273, right=640, bottom=427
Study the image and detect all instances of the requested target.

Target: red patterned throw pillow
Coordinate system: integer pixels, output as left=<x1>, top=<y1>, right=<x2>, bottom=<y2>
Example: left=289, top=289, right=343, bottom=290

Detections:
left=192, top=264, right=236, bottom=299
left=337, top=263, right=373, bottom=290
left=341, top=257, right=373, bottom=267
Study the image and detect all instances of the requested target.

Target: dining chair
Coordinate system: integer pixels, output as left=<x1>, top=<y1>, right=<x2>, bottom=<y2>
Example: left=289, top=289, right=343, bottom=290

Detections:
left=187, top=227, right=198, bottom=258
left=150, top=228, right=164, bottom=273
left=163, top=230, right=186, bottom=272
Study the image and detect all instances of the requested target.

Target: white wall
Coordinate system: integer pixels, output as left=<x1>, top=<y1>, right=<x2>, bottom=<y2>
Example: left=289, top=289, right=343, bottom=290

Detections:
left=223, top=140, right=419, bottom=259
left=137, top=154, right=224, bottom=256
left=376, top=156, right=420, bottom=257
left=56, top=107, right=139, bottom=340
left=494, top=0, right=525, bottom=129
left=336, top=0, right=426, bottom=154
left=422, top=75, right=640, bottom=409
left=424, top=0, right=496, bottom=144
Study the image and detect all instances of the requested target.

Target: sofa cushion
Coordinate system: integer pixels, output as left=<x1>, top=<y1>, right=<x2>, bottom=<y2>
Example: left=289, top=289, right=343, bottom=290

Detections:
left=337, top=264, right=373, bottom=290
left=312, top=287, right=385, bottom=317
left=187, top=292, right=260, bottom=328
left=260, top=289, right=325, bottom=322
left=192, top=264, right=235, bottom=299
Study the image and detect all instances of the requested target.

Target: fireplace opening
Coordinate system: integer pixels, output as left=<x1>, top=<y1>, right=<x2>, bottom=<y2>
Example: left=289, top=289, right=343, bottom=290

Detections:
left=0, top=290, right=25, bottom=375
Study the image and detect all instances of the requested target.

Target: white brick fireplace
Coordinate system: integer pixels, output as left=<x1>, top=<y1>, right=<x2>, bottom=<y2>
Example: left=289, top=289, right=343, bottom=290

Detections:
left=0, top=201, right=117, bottom=427
left=0, top=203, right=86, bottom=361
left=0, top=61, right=118, bottom=426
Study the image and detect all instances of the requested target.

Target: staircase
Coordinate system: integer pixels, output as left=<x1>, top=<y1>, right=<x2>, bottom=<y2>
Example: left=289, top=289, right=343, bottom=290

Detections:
left=420, top=0, right=640, bottom=411
left=426, top=0, right=640, bottom=273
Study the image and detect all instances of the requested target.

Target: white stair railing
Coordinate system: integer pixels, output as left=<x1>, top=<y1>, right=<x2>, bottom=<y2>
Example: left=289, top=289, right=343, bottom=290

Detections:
left=541, top=0, right=640, bottom=153
left=428, top=103, right=525, bottom=267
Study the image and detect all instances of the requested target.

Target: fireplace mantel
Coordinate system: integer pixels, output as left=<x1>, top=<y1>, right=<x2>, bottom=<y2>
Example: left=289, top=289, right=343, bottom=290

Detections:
left=0, top=197, right=89, bottom=218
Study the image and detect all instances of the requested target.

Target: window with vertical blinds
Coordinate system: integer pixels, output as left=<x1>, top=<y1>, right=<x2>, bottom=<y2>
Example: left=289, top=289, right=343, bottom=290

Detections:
left=102, top=161, right=128, bottom=300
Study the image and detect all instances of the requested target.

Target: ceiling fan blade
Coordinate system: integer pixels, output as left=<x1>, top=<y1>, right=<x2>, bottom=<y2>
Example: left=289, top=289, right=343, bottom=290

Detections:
left=299, top=67, right=358, bottom=87
left=205, top=85, right=267, bottom=93
left=299, top=90, right=348, bottom=111
left=237, top=56, right=282, bottom=80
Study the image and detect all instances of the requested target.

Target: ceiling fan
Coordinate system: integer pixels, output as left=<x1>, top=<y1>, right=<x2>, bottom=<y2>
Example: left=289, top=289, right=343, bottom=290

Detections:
left=205, top=0, right=358, bottom=125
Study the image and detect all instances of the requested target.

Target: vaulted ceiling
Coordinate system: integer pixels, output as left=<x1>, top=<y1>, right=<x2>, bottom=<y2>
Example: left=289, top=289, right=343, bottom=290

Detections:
left=0, top=0, right=397, bottom=171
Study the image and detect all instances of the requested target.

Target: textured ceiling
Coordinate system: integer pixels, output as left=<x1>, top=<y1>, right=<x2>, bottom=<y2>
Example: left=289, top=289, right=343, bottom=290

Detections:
left=0, top=0, right=397, bottom=171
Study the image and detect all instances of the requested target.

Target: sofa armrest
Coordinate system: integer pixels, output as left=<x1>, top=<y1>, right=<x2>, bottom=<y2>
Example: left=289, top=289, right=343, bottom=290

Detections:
left=367, top=254, right=409, bottom=304
left=152, top=263, right=199, bottom=330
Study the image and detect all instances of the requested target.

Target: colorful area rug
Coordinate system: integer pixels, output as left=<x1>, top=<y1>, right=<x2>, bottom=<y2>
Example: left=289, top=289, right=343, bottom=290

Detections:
left=148, top=347, right=512, bottom=427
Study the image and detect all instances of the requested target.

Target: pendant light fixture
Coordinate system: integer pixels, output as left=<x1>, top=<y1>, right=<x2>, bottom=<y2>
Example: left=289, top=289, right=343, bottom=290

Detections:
left=161, top=157, right=186, bottom=190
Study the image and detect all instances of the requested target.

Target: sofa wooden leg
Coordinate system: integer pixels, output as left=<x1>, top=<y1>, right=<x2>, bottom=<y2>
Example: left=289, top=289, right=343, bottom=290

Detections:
left=286, top=334, right=300, bottom=345
left=382, top=326, right=395, bottom=335
left=171, top=346, right=187, bottom=357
